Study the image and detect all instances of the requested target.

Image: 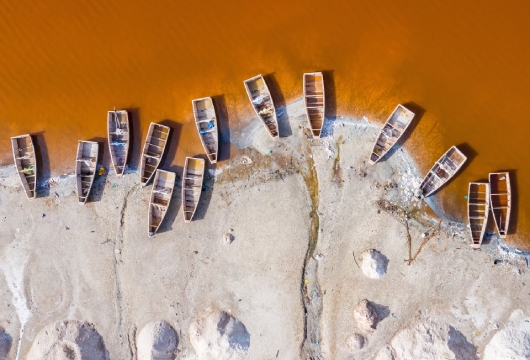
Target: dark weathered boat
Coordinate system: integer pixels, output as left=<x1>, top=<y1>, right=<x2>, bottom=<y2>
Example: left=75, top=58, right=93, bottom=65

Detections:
left=182, top=157, right=205, bottom=223
left=368, top=104, right=415, bottom=165
left=303, top=72, right=325, bottom=138
left=76, top=140, right=99, bottom=205
left=11, top=134, right=37, bottom=200
left=489, top=172, right=512, bottom=238
left=140, top=123, right=170, bottom=186
left=107, top=108, right=129, bottom=176
left=417, top=146, right=467, bottom=198
left=243, top=75, right=279, bottom=138
left=468, top=182, right=490, bottom=248
left=148, top=169, right=176, bottom=237
left=192, top=97, right=218, bottom=164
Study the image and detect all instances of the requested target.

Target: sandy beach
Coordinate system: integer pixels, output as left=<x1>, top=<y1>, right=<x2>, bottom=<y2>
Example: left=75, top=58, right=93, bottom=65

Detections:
left=1, top=100, right=530, bottom=359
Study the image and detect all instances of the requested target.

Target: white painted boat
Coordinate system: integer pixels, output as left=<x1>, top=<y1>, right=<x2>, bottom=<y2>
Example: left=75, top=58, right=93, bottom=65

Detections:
left=192, top=97, right=218, bottom=164
left=107, top=108, right=129, bottom=176
left=468, top=182, right=490, bottom=248
left=417, top=146, right=467, bottom=198
left=303, top=72, right=325, bottom=138
left=243, top=75, right=279, bottom=138
left=368, top=104, right=415, bottom=165
left=489, top=172, right=512, bottom=238
left=182, top=157, right=205, bottom=223
left=76, top=140, right=99, bottom=205
left=148, top=169, right=176, bottom=237
left=140, top=123, right=170, bottom=186
left=11, top=134, right=37, bottom=200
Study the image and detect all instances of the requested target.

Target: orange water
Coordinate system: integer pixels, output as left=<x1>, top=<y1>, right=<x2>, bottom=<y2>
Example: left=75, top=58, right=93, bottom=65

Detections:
left=1, top=0, right=530, bottom=247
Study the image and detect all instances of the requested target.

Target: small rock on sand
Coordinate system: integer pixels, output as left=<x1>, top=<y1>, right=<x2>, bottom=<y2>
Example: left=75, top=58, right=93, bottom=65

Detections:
left=353, top=299, right=379, bottom=333
left=360, top=249, right=388, bottom=279
left=189, top=308, right=250, bottom=360
left=346, top=333, right=365, bottom=351
left=0, top=328, right=12, bottom=360
left=223, top=232, right=235, bottom=245
left=137, top=320, right=178, bottom=360
left=26, top=320, right=108, bottom=360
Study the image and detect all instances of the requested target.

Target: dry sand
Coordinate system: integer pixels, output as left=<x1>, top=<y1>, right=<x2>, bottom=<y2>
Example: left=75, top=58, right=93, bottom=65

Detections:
left=0, top=99, right=529, bottom=359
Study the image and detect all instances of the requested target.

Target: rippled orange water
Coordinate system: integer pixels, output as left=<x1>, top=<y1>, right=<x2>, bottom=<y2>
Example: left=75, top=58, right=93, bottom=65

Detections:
left=1, top=0, right=530, bottom=247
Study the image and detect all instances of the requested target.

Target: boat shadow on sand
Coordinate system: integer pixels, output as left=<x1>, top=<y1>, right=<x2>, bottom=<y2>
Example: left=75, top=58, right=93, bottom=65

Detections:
left=320, top=70, right=337, bottom=138
left=264, top=73, right=292, bottom=138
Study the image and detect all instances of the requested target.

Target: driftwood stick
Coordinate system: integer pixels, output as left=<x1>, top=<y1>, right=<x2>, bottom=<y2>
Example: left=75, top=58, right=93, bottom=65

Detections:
left=404, top=218, right=413, bottom=265
left=406, top=221, right=443, bottom=265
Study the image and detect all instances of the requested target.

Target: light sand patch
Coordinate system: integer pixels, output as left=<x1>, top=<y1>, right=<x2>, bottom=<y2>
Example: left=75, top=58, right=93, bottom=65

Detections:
left=26, top=320, right=108, bottom=360
left=137, top=320, right=178, bottom=360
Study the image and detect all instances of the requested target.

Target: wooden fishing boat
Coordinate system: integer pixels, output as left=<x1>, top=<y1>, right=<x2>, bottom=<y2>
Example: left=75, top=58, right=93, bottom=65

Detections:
left=107, top=108, right=129, bottom=176
left=192, top=97, right=218, bottom=164
left=182, top=157, right=205, bottom=223
left=303, top=72, right=325, bottom=138
left=76, top=140, right=99, bottom=205
left=468, top=182, right=490, bottom=248
left=417, top=146, right=467, bottom=198
left=11, top=134, right=37, bottom=200
left=148, top=169, right=176, bottom=237
left=489, top=172, right=512, bottom=238
left=243, top=75, right=279, bottom=138
left=368, top=104, right=415, bottom=165
left=140, top=123, right=170, bottom=186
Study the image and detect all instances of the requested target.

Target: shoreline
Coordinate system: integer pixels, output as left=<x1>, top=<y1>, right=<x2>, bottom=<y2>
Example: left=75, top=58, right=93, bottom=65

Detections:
left=1, top=99, right=530, bottom=359
left=2, top=97, right=523, bottom=253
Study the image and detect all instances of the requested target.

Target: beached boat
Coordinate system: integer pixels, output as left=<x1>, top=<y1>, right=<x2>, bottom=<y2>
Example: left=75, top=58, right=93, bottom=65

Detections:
left=489, top=172, right=512, bottom=238
left=243, top=75, right=279, bottom=138
left=76, top=140, right=99, bottom=205
left=148, top=169, right=176, bottom=236
left=192, top=97, right=218, bottom=164
left=140, top=123, right=170, bottom=186
left=417, top=146, right=467, bottom=198
left=107, top=108, right=129, bottom=176
left=368, top=105, right=415, bottom=165
left=468, top=182, right=490, bottom=248
left=182, top=157, right=205, bottom=223
left=11, top=134, right=37, bottom=200
left=303, top=72, right=325, bottom=138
